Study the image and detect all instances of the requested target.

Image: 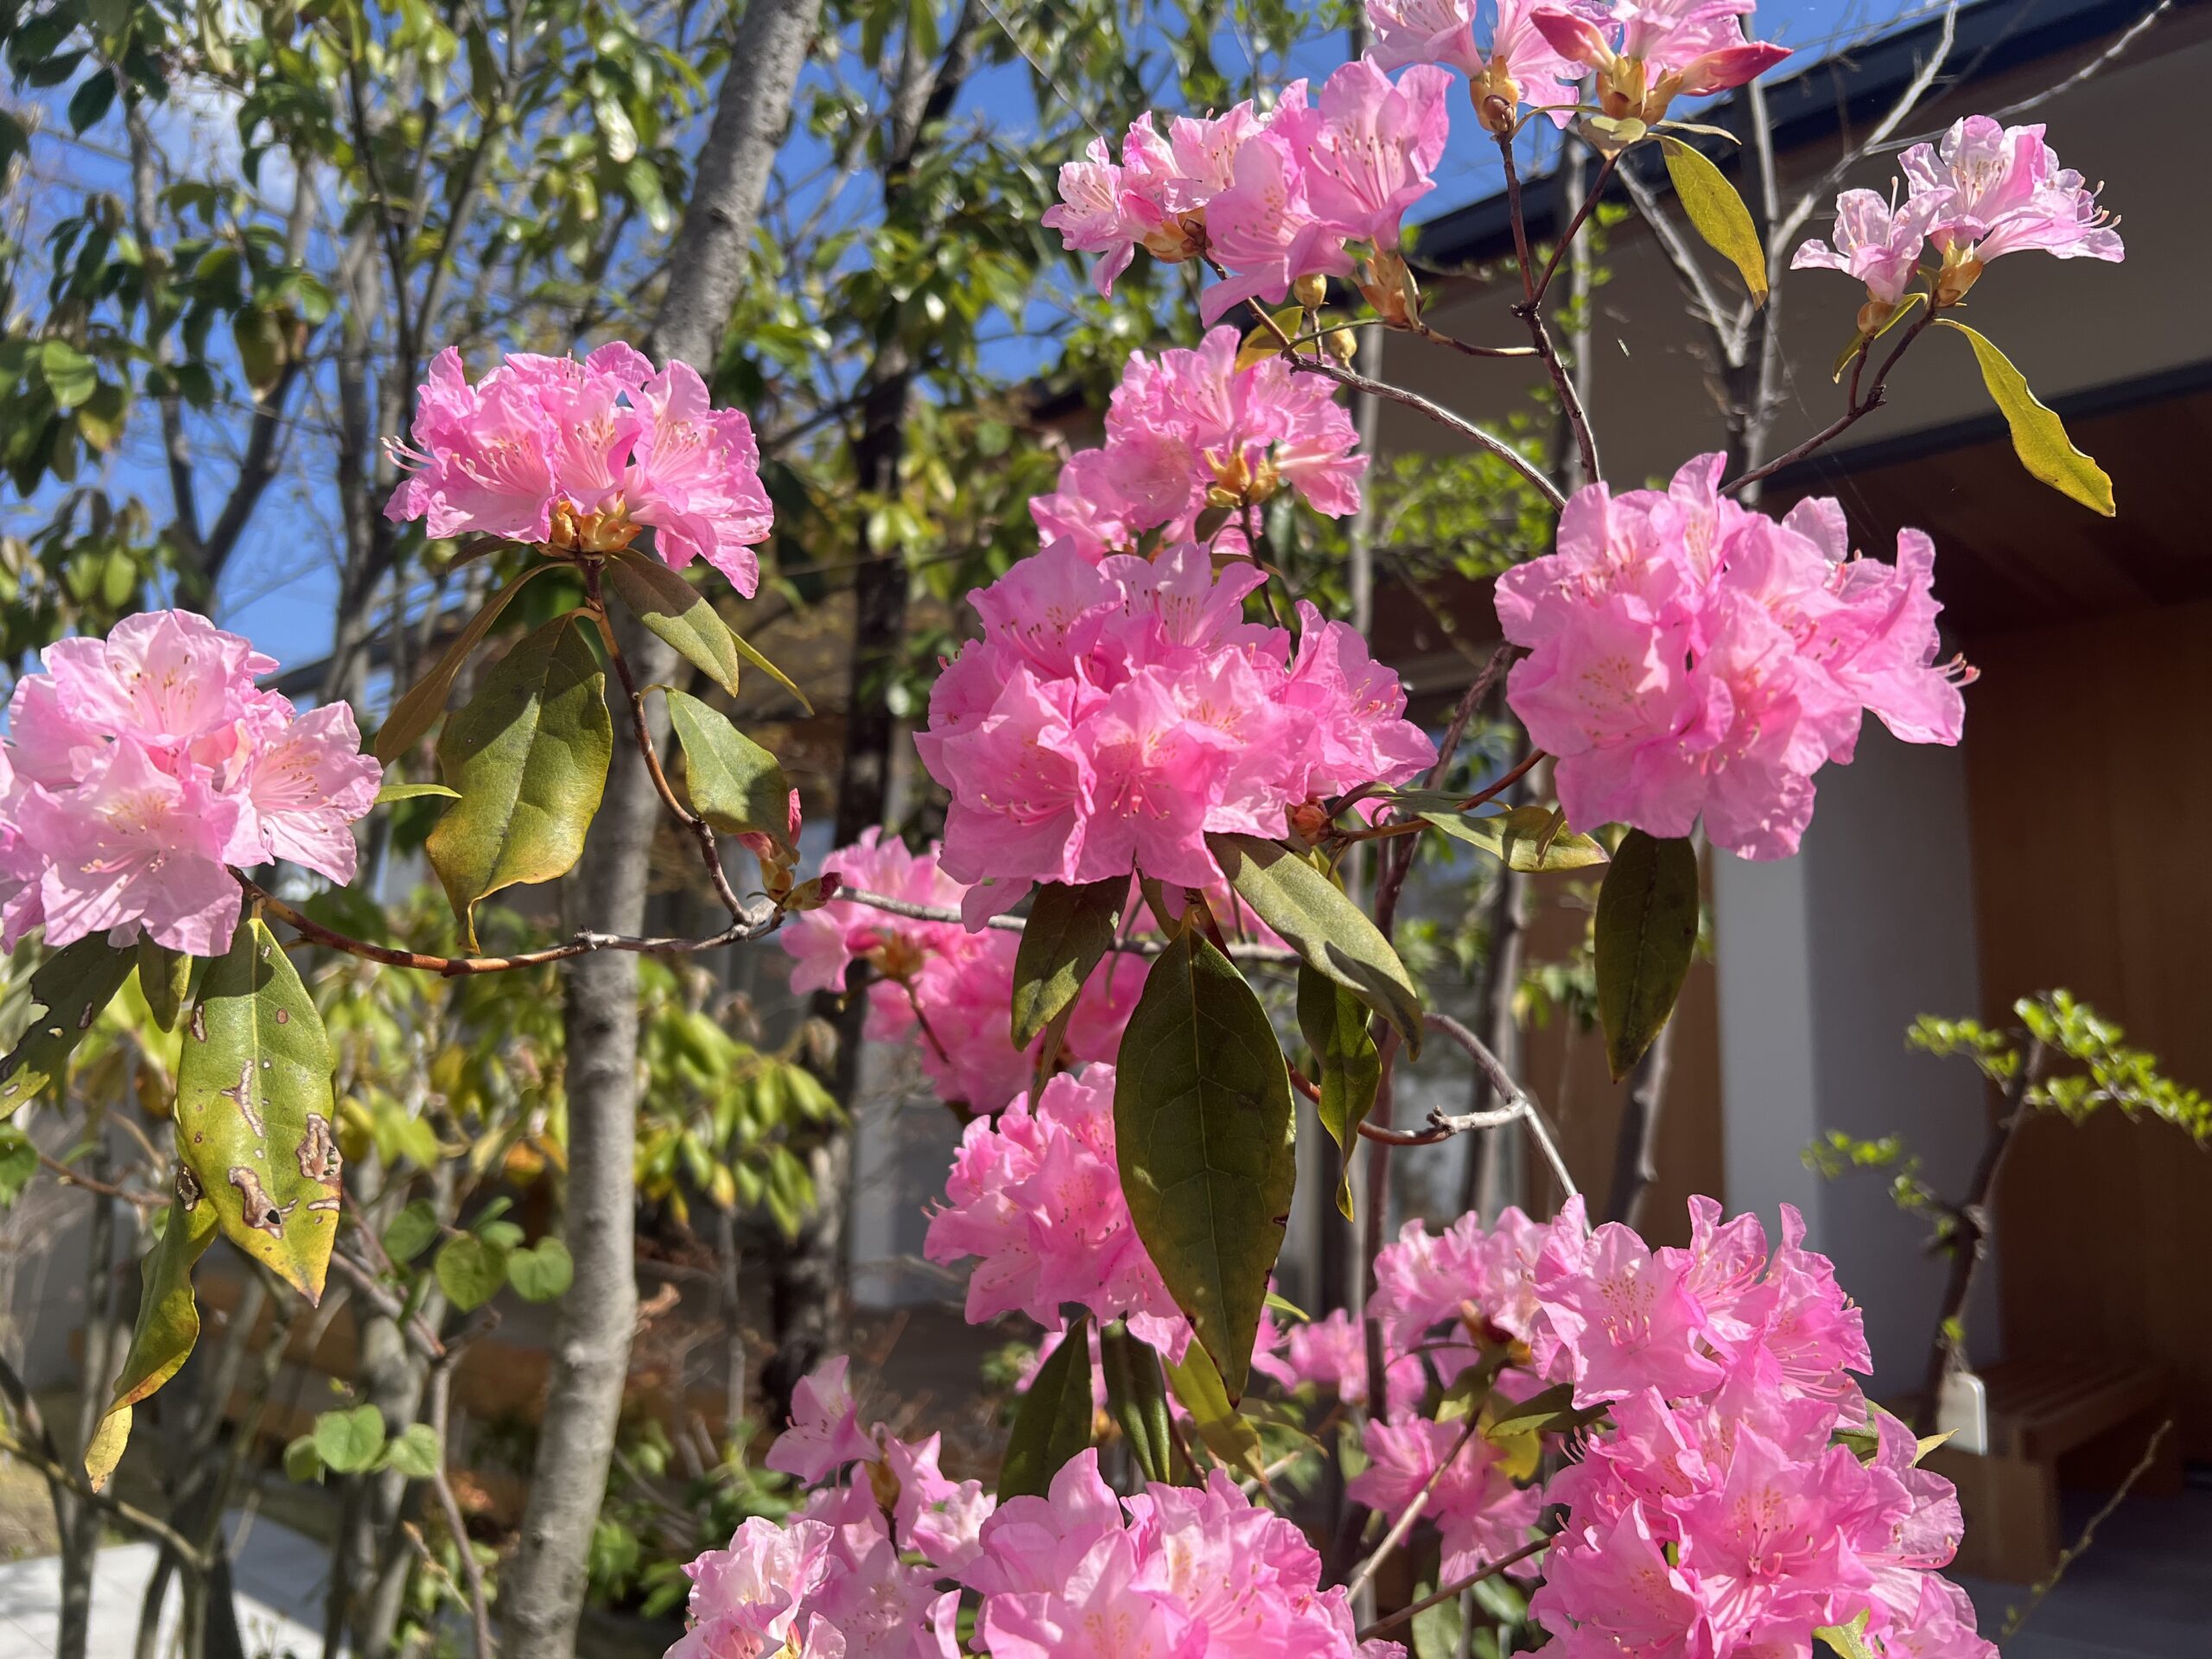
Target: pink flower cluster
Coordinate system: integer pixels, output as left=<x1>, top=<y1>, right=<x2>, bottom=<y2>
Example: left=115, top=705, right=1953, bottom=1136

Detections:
left=1254, top=1306, right=1424, bottom=1414
left=1366, top=0, right=1594, bottom=128
left=0, top=612, right=381, bottom=957
left=1030, top=327, right=1365, bottom=558
left=1530, top=0, right=1791, bottom=122
left=384, top=344, right=774, bottom=595
left=1794, top=116, right=2123, bottom=311
left=780, top=832, right=1137, bottom=1113
left=924, top=1065, right=1191, bottom=1359
left=676, top=1358, right=981, bottom=1659
left=1043, top=59, right=1450, bottom=321
left=967, top=1450, right=1397, bottom=1658
left=917, top=543, right=1433, bottom=908
left=1496, top=454, right=1970, bottom=859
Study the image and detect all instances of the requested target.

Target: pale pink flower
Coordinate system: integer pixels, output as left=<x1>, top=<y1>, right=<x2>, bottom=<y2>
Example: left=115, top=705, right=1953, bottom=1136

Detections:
left=670, top=1516, right=832, bottom=1659
left=1043, top=126, right=1183, bottom=298
left=1350, top=1415, right=1546, bottom=1582
left=1369, top=0, right=1598, bottom=123
left=1901, top=116, right=2124, bottom=270
left=625, top=358, right=774, bottom=595
left=1791, top=187, right=1945, bottom=308
left=1252, top=1307, right=1423, bottom=1411
left=238, top=701, right=383, bottom=884
left=765, top=1356, right=879, bottom=1484
left=384, top=347, right=563, bottom=543
left=1532, top=0, right=1789, bottom=118
left=1299, top=61, right=1453, bottom=251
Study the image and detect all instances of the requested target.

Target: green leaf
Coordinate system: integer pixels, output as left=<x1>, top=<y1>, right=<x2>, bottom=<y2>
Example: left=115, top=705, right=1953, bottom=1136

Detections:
left=373, top=563, right=553, bottom=765
left=313, top=1404, right=387, bottom=1475
left=175, top=920, right=343, bottom=1301
left=86, top=1197, right=218, bottom=1489
left=1235, top=306, right=1306, bottom=371
left=0, top=1127, right=36, bottom=1205
left=232, top=308, right=286, bottom=398
left=725, top=626, right=812, bottom=715
left=1815, top=1611, right=1879, bottom=1659
left=373, top=780, right=460, bottom=804
left=1410, top=1580, right=1465, bottom=1659
left=1936, top=318, right=2114, bottom=516
left=664, top=690, right=793, bottom=854
left=435, top=1231, right=509, bottom=1312
left=1296, top=967, right=1380, bottom=1220
left=1207, top=831, right=1421, bottom=1055
left=67, top=70, right=116, bottom=132
left=505, top=1236, right=574, bottom=1302
left=1115, top=930, right=1295, bottom=1401
left=1415, top=804, right=1610, bottom=872
left=1162, top=1340, right=1266, bottom=1480
left=426, top=613, right=613, bottom=950
left=1100, top=1321, right=1185, bottom=1486
left=36, top=340, right=97, bottom=407
left=0, top=938, right=133, bottom=1116
left=604, top=549, right=747, bottom=696
left=383, top=1422, right=442, bottom=1480
left=1011, top=879, right=1126, bottom=1050
left=283, top=1435, right=324, bottom=1484
left=1595, top=831, right=1700, bottom=1082
left=1480, top=1380, right=1607, bottom=1440
left=1659, top=135, right=1768, bottom=305
left=998, top=1313, right=1094, bottom=1499
left=382, top=1198, right=442, bottom=1264
left=135, top=938, right=191, bottom=1033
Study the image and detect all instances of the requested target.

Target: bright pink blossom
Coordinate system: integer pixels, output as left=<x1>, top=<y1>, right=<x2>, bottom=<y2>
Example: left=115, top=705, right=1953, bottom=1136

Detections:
left=0, top=611, right=381, bottom=957
left=1367, top=0, right=1595, bottom=126
left=1901, top=116, right=2124, bottom=272
left=1531, top=0, right=1790, bottom=118
left=1791, top=187, right=1945, bottom=308
left=918, top=543, right=1430, bottom=906
left=385, top=346, right=772, bottom=594
left=1349, top=1414, right=1547, bottom=1582
left=764, top=1355, right=878, bottom=1484
left=1253, top=1307, right=1423, bottom=1411
left=924, top=1065, right=1192, bottom=1357
left=1495, top=454, right=1968, bottom=858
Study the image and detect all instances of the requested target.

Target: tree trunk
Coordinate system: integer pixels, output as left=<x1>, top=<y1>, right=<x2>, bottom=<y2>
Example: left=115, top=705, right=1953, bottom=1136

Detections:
left=498, top=0, right=822, bottom=1649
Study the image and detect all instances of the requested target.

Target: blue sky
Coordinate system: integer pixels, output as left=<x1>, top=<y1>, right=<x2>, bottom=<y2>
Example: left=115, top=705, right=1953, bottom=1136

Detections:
left=20, top=0, right=1942, bottom=688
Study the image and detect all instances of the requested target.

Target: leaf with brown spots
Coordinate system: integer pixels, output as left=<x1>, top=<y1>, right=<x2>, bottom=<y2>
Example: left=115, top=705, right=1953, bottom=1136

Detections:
left=175, top=919, right=340, bottom=1303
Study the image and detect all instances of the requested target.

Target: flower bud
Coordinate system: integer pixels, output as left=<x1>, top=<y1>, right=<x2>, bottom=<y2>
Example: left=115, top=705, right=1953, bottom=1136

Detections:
left=1325, top=327, right=1359, bottom=363
left=1933, top=255, right=1984, bottom=308
left=1854, top=297, right=1897, bottom=338
left=1292, top=273, right=1329, bottom=310
left=1287, top=799, right=1332, bottom=846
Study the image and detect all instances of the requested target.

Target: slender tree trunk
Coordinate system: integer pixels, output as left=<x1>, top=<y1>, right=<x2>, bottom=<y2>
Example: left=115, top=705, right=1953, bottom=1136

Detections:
left=499, top=1, right=823, bottom=1649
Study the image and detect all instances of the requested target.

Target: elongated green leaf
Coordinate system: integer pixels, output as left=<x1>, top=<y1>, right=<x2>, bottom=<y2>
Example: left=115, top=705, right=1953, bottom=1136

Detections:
left=1595, top=831, right=1700, bottom=1081
left=999, top=1313, right=1095, bottom=1498
left=0, top=938, right=133, bottom=1116
left=1012, top=879, right=1126, bottom=1050
left=136, top=938, right=191, bottom=1033
left=1480, top=1379, right=1607, bottom=1440
left=1659, top=136, right=1768, bottom=305
left=85, top=1195, right=218, bottom=1488
left=1163, top=1340, right=1266, bottom=1479
left=664, top=690, right=793, bottom=855
left=1101, top=1321, right=1186, bottom=1486
left=1418, top=804, right=1610, bottom=872
left=373, top=563, right=552, bottom=764
left=176, top=920, right=342, bottom=1301
left=728, top=627, right=812, bottom=715
left=1207, top=831, right=1421, bottom=1055
left=426, top=613, right=613, bottom=949
left=1937, top=319, right=2114, bottom=516
left=1297, top=967, right=1380, bottom=1220
left=1115, top=930, right=1295, bottom=1400
left=373, top=780, right=459, bottom=804
left=605, top=549, right=747, bottom=696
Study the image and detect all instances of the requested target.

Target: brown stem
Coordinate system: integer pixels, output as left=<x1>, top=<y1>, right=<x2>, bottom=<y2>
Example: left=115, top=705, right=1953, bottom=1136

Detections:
left=1284, top=353, right=1566, bottom=511
left=1356, top=1530, right=1555, bottom=1639
left=1529, top=150, right=1620, bottom=308
left=1497, top=134, right=1601, bottom=484
left=1344, top=1414, right=1483, bottom=1599
left=426, top=1367, right=495, bottom=1659
left=1726, top=310, right=1936, bottom=494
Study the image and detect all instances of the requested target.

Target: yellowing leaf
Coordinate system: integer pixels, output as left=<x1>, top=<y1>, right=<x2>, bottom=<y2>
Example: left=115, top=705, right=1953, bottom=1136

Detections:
left=1937, top=318, right=2114, bottom=516
left=1659, top=136, right=1768, bottom=306
left=1236, top=307, right=1306, bottom=371
left=86, top=1196, right=217, bottom=1488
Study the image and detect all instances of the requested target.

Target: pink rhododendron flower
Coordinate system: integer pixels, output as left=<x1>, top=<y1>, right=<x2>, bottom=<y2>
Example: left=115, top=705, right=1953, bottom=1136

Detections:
left=1790, top=186, right=1945, bottom=311
left=924, top=1065, right=1192, bottom=1357
left=1252, top=1307, right=1423, bottom=1411
left=1496, top=454, right=1970, bottom=859
left=0, top=611, right=381, bottom=957
left=1350, top=1414, right=1548, bottom=1582
left=1901, top=117, right=2124, bottom=280
left=385, top=345, right=772, bottom=594
left=1366, top=0, right=1594, bottom=127
left=765, top=1356, right=878, bottom=1484
left=918, top=543, right=1431, bottom=904
left=1531, top=0, right=1790, bottom=121
left=777, top=831, right=1139, bottom=1113
left=669, top=1516, right=836, bottom=1659
left=1029, top=327, right=1365, bottom=557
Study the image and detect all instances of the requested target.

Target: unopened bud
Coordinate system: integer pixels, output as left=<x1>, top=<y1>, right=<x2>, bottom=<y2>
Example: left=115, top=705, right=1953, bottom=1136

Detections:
left=1854, top=296, right=1897, bottom=338
left=1292, top=273, right=1329, bottom=309
left=1933, top=255, right=1983, bottom=308
left=1326, top=327, right=1358, bottom=363
left=1287, top=800, right=1332, bottom=846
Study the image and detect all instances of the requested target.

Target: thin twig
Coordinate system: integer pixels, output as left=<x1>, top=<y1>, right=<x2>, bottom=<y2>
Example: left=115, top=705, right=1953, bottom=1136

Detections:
left=1497, top=134, right=1601, bottom=482
left=2000, top=1418, right=2173, bottom=1641
left=425, top=1367, right=495, bottom=1659
left=1286, top=355, right=1567, bottom=512
left=1357, top=1531, right=1554, bottom=1640
left=1344, top=1416, right=1482, bottom=1601
left=1724, top=308, right=1935, bottom=493
left=839, top=889, right=1295, bottom=963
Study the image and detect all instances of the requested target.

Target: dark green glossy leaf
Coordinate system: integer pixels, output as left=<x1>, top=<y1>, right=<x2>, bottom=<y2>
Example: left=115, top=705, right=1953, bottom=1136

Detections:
left=998, top=1313, right=1094, bottom=1499
left=136, top=938, right=190, bottom=1033
left=1937, top=319, right=2114, bottom=516
left=1011, top=879, right=1126, bottom=1050
left=176, top=919, right=342, bottom=1301
left=426, top=613, right=612, bottom=949
left=1207, top=831, right=1421, bottom=1055
left=1101, top=1321, right=1187, bottom=1486
left=1297, top=967, right=1379, bottom=1220
left=1115, top=930, right=1294, bottom=1400
left=0, top=938, right=132, bottom=1116
left=1659, top=135, right=1768, bottom=304
left=664, top=690, right=793, bottom=855
left=1595, top=831, right=1700, bottom=1081
left=605, top=549, right=747, bottom=696
left=373, top=563, right=553, bottom=765
left=86, top=1196, right=217, bottom=1488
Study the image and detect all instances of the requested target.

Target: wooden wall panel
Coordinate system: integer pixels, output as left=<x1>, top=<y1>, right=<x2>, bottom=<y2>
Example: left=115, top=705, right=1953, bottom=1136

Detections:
left=1964, top=600, right=2212, bottom=1460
